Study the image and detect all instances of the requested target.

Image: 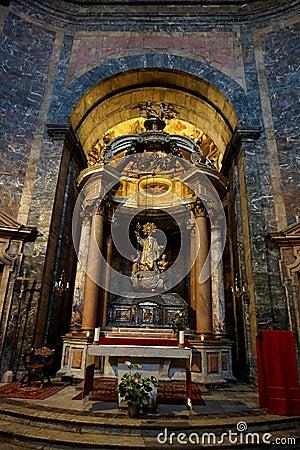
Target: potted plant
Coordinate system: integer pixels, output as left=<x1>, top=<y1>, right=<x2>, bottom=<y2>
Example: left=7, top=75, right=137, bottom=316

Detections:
left=116, top=361, right=158, bottom=418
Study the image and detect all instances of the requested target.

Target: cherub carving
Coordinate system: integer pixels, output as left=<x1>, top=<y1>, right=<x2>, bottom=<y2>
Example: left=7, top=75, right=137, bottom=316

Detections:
left=132, top=101, right=178, bottom=121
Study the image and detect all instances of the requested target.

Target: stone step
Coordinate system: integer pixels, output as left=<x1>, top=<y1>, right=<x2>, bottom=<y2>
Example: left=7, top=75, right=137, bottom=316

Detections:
left=0, top=417, right=144, bottom=449
left=0, top=398, right=299, bottom=449
left=0, top=416, right=299, bottom=450
left=0, top=398, right=299, bottom=433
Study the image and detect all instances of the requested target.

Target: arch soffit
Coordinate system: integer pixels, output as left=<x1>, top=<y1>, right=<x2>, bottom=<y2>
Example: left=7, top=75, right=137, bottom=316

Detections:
left=77, top=87, right=232, bottom=155
left=66, top=64, right=247, bottom=159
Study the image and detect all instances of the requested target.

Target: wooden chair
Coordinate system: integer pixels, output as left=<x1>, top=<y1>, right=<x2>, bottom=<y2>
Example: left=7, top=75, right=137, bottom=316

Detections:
left=19, top=347, right=55, bottom=388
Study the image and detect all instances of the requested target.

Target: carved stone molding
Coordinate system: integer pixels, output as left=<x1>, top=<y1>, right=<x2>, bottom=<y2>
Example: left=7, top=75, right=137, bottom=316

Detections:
left=0, top=240, right=15, bottom=265
left=268, top=221, right=300, bottom=281
left=14, top=1, right=299, bottom=28
left=222, top=125, right=262, bottom=172
left=268, top=221, right=300, bottom=349
left=0, top=211, right=37, bottom=242
left=47, top=123, right=86, bottom=168
left=268, top=221, right=300, bottom=248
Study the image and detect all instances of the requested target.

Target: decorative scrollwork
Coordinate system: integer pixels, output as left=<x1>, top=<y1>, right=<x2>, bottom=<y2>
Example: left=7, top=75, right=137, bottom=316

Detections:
left=101, top=147, right=113, bottom=164
left=191, top=149, right=206, bottom=166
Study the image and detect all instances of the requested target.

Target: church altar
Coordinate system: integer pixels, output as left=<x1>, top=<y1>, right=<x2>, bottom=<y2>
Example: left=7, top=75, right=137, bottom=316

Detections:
left=84, top=340, right=193, bottom=408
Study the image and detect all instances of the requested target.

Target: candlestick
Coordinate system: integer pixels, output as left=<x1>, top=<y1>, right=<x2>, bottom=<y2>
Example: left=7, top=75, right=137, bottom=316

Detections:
left=178, top=330, right=185, bottom=348
left=93, top=327, right=100, bottom=344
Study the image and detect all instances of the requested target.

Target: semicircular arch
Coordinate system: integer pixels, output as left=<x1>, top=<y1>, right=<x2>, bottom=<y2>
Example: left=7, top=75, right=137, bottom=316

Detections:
left=49, top=53, right=254, bottom=129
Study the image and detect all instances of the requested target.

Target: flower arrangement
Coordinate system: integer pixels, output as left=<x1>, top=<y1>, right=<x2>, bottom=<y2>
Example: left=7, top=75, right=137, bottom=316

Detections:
left=116, top=361, right=158, bottom=409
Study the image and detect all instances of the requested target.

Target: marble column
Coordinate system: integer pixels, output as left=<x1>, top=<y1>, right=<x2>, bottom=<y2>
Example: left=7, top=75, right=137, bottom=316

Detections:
left=101, top=235, right=113, bottom=327
left=70, top=214, right=91, bottom=329
left=211, top=223, right=226, bottom=334
left=192, top=202, right=212, bottom=334
left=81, top=205, right=105, bottom=330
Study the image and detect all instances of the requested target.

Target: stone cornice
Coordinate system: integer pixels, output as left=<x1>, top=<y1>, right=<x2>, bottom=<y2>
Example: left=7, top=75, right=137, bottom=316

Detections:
left=221, top=125, right=262, bottom=174
left=47, top=124, right=73, bottom=141
left=12, top=0, right=300, bottom=30
left=267, top=221, right=300, bottom=247
left=47, top=123, right=87, bottom=168
left=0, top=211, right=37, bottom=242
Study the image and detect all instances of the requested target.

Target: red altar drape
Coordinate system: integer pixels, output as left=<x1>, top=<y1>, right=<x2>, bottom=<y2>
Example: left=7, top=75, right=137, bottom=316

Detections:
left=99, top=337, right=190, bottom=347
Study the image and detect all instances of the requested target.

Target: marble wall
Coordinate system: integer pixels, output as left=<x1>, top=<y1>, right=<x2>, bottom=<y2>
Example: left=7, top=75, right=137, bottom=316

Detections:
left=262, top=23, right=300, bottom=224
left=0, top=12, right=55, bottom=217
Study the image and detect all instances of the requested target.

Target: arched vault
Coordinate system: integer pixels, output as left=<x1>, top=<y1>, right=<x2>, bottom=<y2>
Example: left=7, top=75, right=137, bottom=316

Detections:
left=70, top=68, right=239, bottom=168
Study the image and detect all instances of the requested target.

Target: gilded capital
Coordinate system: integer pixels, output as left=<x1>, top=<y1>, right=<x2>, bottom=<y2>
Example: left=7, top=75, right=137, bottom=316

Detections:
left=189, top=199, right=208, bottom=218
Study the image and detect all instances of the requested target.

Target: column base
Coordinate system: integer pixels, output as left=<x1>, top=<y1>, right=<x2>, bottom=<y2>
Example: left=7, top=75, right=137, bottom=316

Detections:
left=189, top=335, right=235, bottom=385
left=57, top=333, right=93, bottom=380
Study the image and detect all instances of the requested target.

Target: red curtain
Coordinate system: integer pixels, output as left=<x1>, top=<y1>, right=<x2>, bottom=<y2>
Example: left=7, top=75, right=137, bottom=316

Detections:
left=256, top=330, right=300, bottom=415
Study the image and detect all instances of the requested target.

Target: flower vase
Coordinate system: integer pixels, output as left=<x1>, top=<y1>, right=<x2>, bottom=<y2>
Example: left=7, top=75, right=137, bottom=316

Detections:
left=128, top=404, right=140, bottom=418
left=142, top=384, right=157, bottom=413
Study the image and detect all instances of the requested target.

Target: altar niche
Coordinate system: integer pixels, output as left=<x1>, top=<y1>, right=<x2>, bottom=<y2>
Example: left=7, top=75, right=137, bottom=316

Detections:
left=58, top=100, right=234, bottom=384
left=106, top=215, right=190, bottom=328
